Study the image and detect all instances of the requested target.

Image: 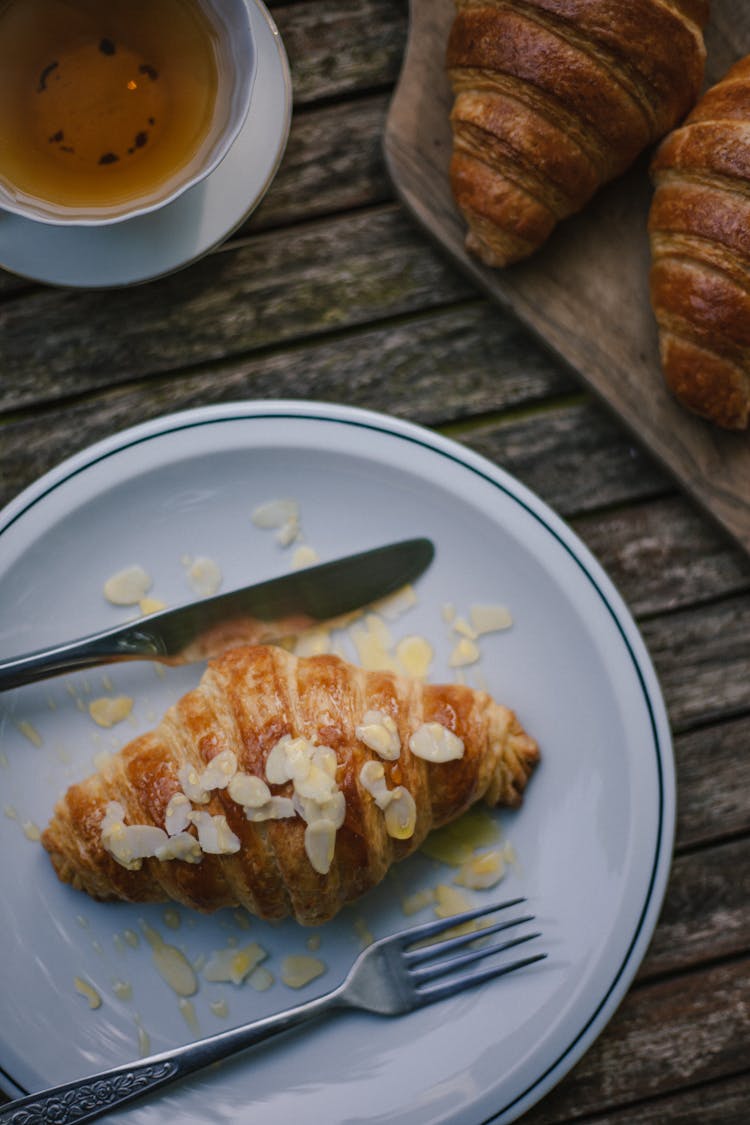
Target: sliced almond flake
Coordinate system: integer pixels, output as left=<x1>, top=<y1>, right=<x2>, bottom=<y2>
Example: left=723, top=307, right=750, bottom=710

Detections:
left=248, top=966, right=275, bottom=991
left=74, top=977, right=102, bottom=1010
left=89, top=696, right=134, bottom=729
left=448, top=637, right=481, bottom=668
left=141, top=922, right=198, bottom=997
left=469, top=604, right=514, bottom=634
left=164, top=793, right=192, bottom=836
left=452, top=616, right=478, bottom=640
left=105, top=824, right=169, bottom=867
left=351, top=626, right=399, bottom=673
left=432, top=885, right=485, bottom=939
left=304, top=819, right=337, bottom=874
left=228, top=772, right=271, bottom=809
left=189, top=812, right=241, bottom=855
left=454, top=849, right=506, bottom=889
left=265, top=735, right=294, bottom=784
left=359, top=760, right=392, bottom=810
left=178, top=764, right=210, bottom=805
left=199, top=749, right=238, bottom=791
left=356, top=710, right=401, bottom=760
left=104, top=565, right=152, bottom=606
left=312, top=744, right=338, bottom=778
left=203, top=942, right=267, bottom=985
left=276, top=518, right=301, bottom=547
left=281, top=954, right=326, bottom=989
left=245, top=795, right=296, bottom=822
left=251, top=499, right=299, bottom=529
left=294, top=627, right=332, bottom=657
left=396, top=635, right=433, bottom=679
left=185, top=556, right=222, bottom=598
left=384, top=787, right=417, bottom=840
left=294, top=761, right=338, bottom=802
left=409, top=722, right=464, bottom=763
left=441, top=602, right=456, bottom=624
left=155, top=832, right=202, bottom=864
left=139, top=597, right=167, bottom=616
left=291, top=545, right=319, bottom=569
left=434, top=884, right=473, bottom=919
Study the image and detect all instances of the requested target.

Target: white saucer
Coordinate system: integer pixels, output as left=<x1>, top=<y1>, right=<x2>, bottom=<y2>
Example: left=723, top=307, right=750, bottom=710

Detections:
left=0, top=1, right=291, bottom=289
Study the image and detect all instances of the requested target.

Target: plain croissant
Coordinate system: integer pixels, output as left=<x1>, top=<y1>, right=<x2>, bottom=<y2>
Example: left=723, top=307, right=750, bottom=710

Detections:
left=446, top=0, right=709, bottom=267
left=649, top=54, right=750, bottom=430
left=42, top=645, right=539, bottom=925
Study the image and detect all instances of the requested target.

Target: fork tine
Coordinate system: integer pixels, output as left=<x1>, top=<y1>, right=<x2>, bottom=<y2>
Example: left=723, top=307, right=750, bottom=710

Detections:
left=394, top=897, right=527, bottom=948
left=404, top=913, right=535, bottom=965
left=410, top=930, right=542, bottom=983
left=414, top=951, right=547, bottom=1006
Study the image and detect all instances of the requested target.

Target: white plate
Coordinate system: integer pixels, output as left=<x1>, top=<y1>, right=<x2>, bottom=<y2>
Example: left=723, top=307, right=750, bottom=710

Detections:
left=0, top=1, right=291, bottom=289
left=0, top=401, right=674, bottom=1124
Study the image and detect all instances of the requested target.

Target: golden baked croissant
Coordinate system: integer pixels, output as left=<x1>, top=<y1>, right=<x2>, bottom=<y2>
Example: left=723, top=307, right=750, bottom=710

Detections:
left=446, top=0, right=709, bottom=266
left=648, top=54, right=750, bottom=430
left=42, top=645, right=539, bottom=925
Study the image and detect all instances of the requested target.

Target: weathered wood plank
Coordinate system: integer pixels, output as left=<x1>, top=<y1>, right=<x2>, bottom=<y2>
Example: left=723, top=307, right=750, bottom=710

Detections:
left=523, top=958, right=750, bottom=1123
left=273, top=0, right=408, bottom=106
left=457, top=401, right=669, bottom=516
left=571, top=497, right=750, bottom=619
left=639, top=838, right=750, bottom=979
left=0, top=205, right=472, bottom=413
left=558, top=1072, right=750, bottom=1125
left=0, top=299, right=575, bottom=504
left=642, top=597, right=750, bottom=733
left=245, top=95, right=395, bottom=233
left=674, top=716, right=750, bottom=849
left=2, top=394, right=665, bottom=528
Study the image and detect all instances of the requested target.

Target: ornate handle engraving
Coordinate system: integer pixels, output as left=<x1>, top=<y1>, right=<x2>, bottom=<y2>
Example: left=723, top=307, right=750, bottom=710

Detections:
left=1, top=1061, right=177, bottom=1125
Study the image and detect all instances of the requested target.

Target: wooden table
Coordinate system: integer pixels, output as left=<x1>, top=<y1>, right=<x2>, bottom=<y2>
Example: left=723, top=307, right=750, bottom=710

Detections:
left=1, top=2, right=749, bottom=1120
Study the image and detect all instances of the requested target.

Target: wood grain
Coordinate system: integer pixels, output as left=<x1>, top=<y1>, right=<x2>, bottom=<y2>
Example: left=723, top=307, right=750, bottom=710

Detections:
left=383, top=0, right=750, bottom=555
left=0, top=2, right=748, bottom=1118
left=523, top=958, right=750, bottom=1122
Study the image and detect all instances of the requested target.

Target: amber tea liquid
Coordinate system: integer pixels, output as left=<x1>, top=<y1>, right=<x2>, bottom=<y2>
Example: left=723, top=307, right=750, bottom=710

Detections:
left=0, top=0, right=220, bottom=212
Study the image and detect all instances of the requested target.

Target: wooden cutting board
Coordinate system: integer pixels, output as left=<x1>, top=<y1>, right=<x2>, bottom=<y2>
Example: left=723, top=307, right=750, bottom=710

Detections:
left=384, top=0, right=750, bottom=557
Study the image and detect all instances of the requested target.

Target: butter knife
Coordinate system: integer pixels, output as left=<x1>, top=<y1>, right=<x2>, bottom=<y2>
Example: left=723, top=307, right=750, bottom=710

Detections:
left=0, top=537, right=434, bottom=692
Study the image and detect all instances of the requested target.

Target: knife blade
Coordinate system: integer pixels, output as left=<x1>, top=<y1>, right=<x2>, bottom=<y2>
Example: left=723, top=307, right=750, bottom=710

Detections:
left=0, top=537, right=434, bottom=692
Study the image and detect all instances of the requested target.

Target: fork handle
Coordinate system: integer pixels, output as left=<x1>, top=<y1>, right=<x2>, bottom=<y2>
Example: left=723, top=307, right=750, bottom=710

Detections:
left=0, top=988, right=343, bottom=1125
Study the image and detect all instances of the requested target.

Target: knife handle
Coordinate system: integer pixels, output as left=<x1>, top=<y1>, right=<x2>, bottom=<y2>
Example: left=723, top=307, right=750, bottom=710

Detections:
left=0, top=625, right=163, bottom=692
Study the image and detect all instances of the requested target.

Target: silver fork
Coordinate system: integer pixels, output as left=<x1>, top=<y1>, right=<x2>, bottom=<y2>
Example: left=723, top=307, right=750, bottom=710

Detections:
left=0, top=898, right=544, bottom=1125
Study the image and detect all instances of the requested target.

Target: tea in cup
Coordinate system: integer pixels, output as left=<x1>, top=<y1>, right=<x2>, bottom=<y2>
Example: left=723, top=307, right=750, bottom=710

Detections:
left=0, top=0, right=255, bottom=224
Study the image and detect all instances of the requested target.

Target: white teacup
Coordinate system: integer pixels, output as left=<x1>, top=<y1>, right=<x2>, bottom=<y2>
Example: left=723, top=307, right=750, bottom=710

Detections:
left=0, top=0, right=255, bottom=226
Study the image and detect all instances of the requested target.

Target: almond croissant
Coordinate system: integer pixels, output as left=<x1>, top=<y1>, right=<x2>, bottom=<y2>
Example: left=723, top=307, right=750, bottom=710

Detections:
left=42, top=645, right=539, bottom=925
left=649, top=54, right=750, bottom=430
left=446, top=0, right=709, bottom=267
